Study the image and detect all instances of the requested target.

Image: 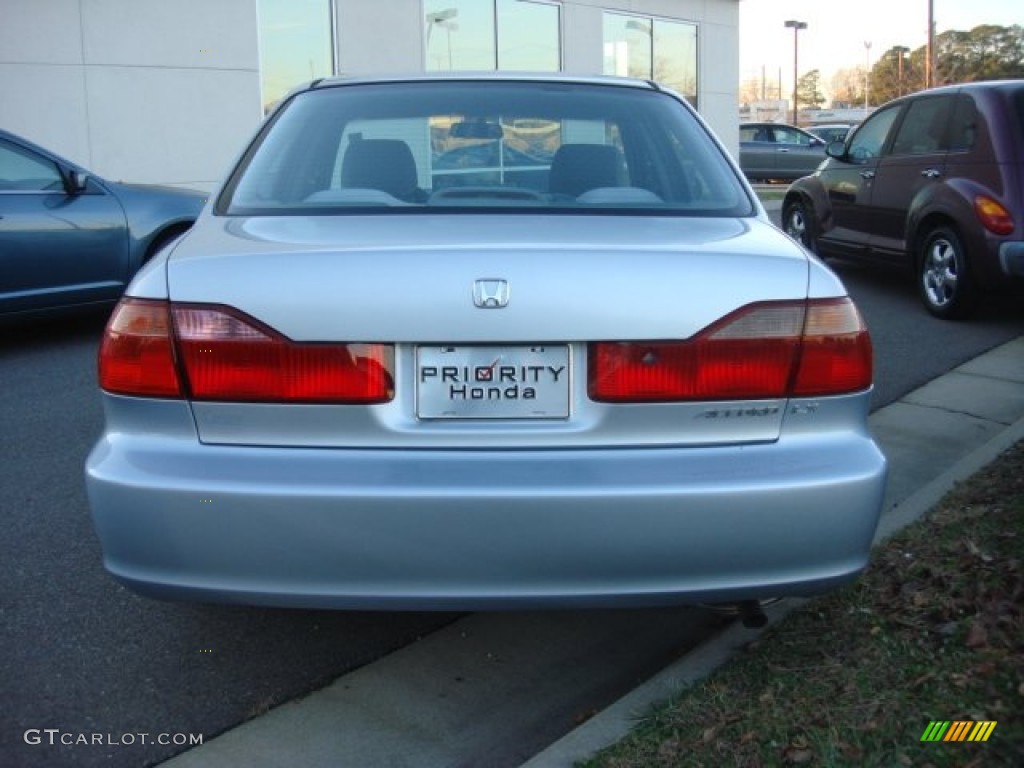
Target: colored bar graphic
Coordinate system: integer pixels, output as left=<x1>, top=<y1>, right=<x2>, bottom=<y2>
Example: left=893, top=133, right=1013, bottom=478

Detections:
left=944, top=721, right=972, bottom=741
left=921, top=720, right=997, bottom=742
left=968, top=722, right=997, bottom=742
left=920, top=721, right=950, bottom=741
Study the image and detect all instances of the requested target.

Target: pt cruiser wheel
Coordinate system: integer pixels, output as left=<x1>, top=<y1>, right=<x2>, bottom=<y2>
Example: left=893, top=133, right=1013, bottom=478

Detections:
left=783, top=199, right=814, bottom=251
left=919, top=226, right=976, bottom=320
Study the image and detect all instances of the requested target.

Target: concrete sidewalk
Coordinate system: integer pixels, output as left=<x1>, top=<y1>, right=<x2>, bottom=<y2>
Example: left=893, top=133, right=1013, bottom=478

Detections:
left=161, top=335, right=1024, bottom=768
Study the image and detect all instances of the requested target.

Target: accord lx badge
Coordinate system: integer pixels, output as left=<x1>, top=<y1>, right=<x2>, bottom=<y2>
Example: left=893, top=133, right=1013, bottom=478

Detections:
left=473, top=279, right=510, bottom=308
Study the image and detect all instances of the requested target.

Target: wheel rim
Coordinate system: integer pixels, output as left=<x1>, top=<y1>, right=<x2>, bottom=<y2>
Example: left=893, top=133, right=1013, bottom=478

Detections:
left=922, top=236, right=959, bottom=308
left=786, top=206, right=807, bottom=245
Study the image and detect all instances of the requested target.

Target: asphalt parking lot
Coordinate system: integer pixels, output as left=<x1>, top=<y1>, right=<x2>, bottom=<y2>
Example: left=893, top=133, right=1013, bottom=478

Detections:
left=3, top=259, right=1022, bottom=767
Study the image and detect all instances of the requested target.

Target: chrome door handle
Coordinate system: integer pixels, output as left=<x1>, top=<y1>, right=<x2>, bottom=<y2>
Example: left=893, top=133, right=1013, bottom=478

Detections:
left=860, top=171, right=875, bottom=180
left=921, top=168, right=942, bottom=178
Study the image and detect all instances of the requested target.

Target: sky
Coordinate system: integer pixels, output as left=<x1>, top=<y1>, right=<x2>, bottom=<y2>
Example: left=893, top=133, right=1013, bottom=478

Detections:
left=739, top=0, right=1022, bottom=95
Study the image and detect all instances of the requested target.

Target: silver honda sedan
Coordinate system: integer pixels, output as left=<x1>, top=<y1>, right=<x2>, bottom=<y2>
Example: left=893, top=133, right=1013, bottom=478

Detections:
left=85, top=74, right=887, bottom=611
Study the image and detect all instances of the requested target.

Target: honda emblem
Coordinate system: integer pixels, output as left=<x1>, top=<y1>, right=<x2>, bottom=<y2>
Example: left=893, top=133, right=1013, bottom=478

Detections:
left=473, top=279, right=510, bottom=309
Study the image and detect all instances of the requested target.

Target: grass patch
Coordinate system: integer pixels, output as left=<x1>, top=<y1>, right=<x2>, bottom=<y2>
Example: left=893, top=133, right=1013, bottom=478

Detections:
left=754, top=187, right=788, bottom=202
left=584, top=441, right=1024, bottom=767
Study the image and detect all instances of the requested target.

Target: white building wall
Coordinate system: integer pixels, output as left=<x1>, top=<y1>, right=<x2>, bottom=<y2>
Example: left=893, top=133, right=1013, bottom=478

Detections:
left=698, top=3, right=742, bottom=157
left=0, top=0, right=261, bottom=189
left=0, top=0, right=740, bottom=186
left=336, top=0, right=424, bottom=74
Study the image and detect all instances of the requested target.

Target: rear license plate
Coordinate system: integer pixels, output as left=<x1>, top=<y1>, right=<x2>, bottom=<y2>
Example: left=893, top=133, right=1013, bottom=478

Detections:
left=416, top=345, right=570, bottom=419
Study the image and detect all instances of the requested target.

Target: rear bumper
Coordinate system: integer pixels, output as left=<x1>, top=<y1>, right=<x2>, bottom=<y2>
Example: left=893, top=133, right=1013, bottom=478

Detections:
left=85, top=423, right=887, bottom=610
left=999, top=241, right=1024, bottom=279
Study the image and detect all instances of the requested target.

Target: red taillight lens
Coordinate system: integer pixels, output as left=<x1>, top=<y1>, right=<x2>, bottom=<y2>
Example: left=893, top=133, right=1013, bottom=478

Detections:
left=98, top=299, right=394, bottom=403
left=588, top=299, right=871, bottom=402
left=974, top=195, right=1014, bottom=236
left=172, top=305, right=393, bottom=403
left=99, top=299, right=182, bottom=397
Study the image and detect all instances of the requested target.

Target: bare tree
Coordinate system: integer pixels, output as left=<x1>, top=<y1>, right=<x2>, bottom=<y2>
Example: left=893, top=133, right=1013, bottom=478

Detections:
left=829, top=67, right=865, bottom=107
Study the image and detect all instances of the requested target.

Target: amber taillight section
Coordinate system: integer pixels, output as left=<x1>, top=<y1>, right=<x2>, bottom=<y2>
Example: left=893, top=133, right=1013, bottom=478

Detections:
left=98, top=299, right=182, bottom=397
left=974, top=195, right=1015, bottom=236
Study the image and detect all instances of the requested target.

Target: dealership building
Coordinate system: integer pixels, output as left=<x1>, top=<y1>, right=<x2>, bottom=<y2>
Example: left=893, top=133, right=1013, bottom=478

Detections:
left=1, top=0, right=740, bottom=190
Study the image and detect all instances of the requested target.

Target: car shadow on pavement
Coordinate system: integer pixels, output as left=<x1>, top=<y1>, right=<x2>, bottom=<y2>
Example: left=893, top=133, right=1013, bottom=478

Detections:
left=0, top=306, right=112, bottom=355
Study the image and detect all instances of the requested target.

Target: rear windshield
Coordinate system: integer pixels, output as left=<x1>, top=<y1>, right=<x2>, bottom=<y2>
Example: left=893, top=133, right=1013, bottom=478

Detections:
left=219, top=80, right=751, bottom=216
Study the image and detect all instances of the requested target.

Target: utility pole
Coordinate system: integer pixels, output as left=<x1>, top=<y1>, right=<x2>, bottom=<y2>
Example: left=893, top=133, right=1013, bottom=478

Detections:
left=925, top=0, right=935, bottom=88
left=893, top=46, right=910, bottom=96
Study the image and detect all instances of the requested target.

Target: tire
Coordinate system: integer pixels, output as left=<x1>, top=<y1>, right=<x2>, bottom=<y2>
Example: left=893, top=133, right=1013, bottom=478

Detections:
left=918, top=226, right=976, bottom=320
left=782, top=198, right=815, bottom=251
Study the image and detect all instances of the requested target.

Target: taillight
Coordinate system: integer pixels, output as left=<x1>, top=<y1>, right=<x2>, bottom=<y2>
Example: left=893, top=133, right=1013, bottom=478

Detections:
left=99, top=299, right=182, bottom=397
left=974, top=196, right=1014, bottom=236
left=172, top=305, right=393, bottom=403
left=98, top=299, right=394, bottom=404
left=588, top=298, right=871, bottom=402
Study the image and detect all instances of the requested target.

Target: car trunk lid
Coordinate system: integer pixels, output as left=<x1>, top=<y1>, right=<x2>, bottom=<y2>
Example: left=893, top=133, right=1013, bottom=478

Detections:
left=162, top=213, right=818, bottom=448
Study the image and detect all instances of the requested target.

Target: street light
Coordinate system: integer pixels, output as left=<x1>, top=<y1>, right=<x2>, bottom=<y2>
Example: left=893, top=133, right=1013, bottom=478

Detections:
left=893, top=45, right=910, bottom=96
left=784, top=20, right=807, bottom=125
left=426, top=8, right=459, bottom=69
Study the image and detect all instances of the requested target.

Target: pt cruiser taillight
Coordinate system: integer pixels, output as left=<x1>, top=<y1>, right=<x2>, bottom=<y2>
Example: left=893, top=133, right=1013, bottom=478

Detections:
left=99, top=299, right=394, bottom=403
left=588, top=298, right=872, bottom=401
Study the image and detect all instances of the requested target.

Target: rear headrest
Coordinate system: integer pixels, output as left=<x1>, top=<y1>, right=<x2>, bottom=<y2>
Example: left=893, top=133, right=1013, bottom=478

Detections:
left=341, top=139, right=420, bottom=200
left=548, top=144, right=626, bottom=198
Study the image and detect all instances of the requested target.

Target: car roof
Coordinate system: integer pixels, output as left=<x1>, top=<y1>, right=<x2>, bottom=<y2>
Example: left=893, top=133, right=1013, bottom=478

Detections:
left=897, top=79, right=1024, bottom=100
left=311, top=71, right=660, bottom=92
left=948, top=78, right=1024, bottom=92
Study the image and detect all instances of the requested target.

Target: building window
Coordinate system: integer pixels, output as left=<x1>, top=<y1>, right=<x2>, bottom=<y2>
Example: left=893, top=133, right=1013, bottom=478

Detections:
left=603, top=12, right=697, bottom=108
left=497, top=0, right=560, bottom=71
left=259, top=0, right=335, bottom=113
left=425, top=1, right=560, bottom=72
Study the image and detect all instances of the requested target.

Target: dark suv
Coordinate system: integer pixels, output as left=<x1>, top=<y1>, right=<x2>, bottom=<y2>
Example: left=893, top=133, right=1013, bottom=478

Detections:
left=783, top=80, right=1024, bottom=318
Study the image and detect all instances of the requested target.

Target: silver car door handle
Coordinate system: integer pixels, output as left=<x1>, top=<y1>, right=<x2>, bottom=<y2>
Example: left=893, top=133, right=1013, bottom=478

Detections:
left=777, top=148, right=790, bottom=153
left=921, top=168, right=942, bottom=178
left=860, top=171, right=875, bottom=180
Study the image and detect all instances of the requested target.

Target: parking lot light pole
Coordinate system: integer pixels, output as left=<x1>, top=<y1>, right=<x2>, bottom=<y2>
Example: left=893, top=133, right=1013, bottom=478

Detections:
left=785, top=20, right=807, bottom=125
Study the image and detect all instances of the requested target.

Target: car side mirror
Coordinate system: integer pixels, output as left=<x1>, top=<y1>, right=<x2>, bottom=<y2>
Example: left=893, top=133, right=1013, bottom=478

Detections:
left=825, top=141, right=847, bottom=160
left=65, top=169, right=90, bottom=195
